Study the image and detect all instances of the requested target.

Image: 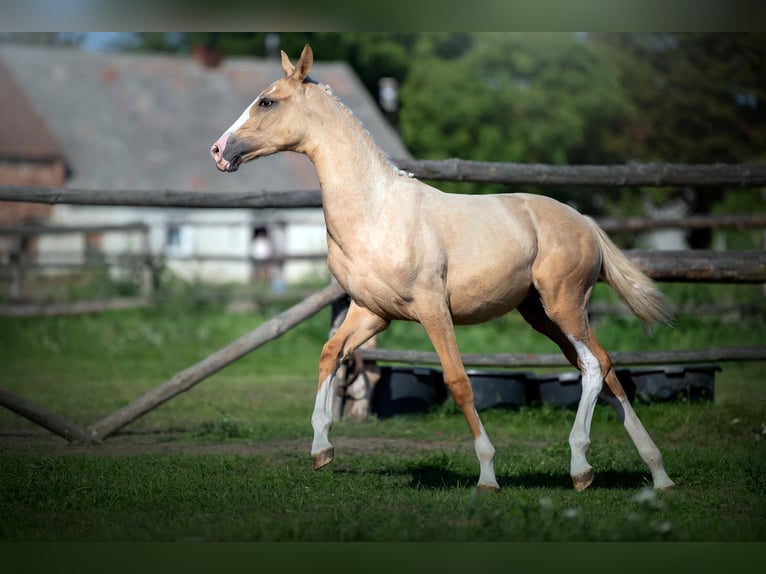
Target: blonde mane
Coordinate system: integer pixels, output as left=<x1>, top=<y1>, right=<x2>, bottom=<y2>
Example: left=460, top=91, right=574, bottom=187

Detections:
left=315, top=81, right=413, bottom=179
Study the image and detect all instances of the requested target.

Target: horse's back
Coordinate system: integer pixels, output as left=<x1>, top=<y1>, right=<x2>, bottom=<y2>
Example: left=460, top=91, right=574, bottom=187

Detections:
left=497, top=192, right=603, bottom=291
left=433, top=190, right=603, bottom=322
left=429, top=190, right=597, bottom=260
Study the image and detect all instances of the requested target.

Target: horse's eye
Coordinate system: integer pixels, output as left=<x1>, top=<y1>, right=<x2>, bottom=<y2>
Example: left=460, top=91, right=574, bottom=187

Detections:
left=258, top=98, right=274, bottom=108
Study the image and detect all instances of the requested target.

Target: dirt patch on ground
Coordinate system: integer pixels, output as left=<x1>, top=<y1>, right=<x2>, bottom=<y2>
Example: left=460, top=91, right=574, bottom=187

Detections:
left=0, top=429, right=476, bottom=458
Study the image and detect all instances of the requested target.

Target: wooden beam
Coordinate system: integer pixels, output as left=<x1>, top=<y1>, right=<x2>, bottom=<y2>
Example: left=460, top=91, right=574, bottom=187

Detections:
left=626, top=250, right=766, bottom=283
left=0, top=186, right=323, bottom=209
left=0, top=388, right=94, bottom=443
left=0, top=297, right=152, bottom=317
left=1, top=212, right=763, bottom=236
left=86, top=281, right=346, bottom=441
left=2, top=160, right=766, bottom=210
left=0, top=222, right=149, bottom=235
left=597, top=213, right=766, bottom=233
left=360, top=346, right=766, bottom=368
left=394, top=159, right=766, bottom=188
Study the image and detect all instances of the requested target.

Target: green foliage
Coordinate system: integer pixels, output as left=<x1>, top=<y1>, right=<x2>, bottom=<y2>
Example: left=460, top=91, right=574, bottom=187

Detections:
left=596, top=33, right=766, bottom=164
left=590, top=33, right=766, bottom=229
left=398, top=33, right=633, bottom=211
left=401, top=33, right=629, bottom=164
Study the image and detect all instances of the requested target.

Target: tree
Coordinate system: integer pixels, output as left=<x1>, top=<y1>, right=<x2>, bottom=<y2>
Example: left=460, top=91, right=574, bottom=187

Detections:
left=595, top=33, right=766, bottom=164
left=127, top=32, right=420, bottom=104
left=398, top=33, right=632, bottom=211
left=592, top=33, right=766, bottom=245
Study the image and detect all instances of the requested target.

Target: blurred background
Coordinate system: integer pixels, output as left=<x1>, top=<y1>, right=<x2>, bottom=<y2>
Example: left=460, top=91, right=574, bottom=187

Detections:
left=1, top=32, right=764, bottom=311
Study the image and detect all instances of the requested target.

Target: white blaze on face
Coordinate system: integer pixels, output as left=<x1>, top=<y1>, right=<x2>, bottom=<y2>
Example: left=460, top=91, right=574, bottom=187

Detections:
left=217, top=99, right=254, bottom=144
left=217, top=85, right=277, bottom=142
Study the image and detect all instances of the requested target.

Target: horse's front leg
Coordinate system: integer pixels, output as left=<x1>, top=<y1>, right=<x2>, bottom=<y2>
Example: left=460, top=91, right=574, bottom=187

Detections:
left=418, top=306, right=499, bottom=492
left=311, top=301, right=389, bottom=469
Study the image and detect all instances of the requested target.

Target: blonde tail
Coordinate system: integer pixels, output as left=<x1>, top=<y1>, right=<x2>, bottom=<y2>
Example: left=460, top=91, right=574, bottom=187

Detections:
left=588, top=218, right=675, bottom=328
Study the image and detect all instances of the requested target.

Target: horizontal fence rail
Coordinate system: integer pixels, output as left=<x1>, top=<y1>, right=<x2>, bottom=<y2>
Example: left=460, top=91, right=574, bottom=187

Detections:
left=360, top=346, right=766, bottom=368
left=0, top=252, right=326, bottom=267
left=0, top=222, right=149, bottom=235
left=1, top=161, right=765, bottom=210
left=395, top=159, right=766, bottom=188
left=0, top=186, right=324, bottom=209
left=626, top=250, right=766, bottom=283
left=597, top=213, right=766, bottom=233
left=2, top=251, right=763, bottom=283
left=2, top=214, right=765, bottom=234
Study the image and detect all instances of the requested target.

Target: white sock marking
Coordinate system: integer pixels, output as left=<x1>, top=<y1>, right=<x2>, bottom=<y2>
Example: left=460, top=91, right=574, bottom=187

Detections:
left=474, top=417, right=499, bottom=489
left=311, top=374, right=335, bottom=456
left=568, top=337, right=602, bottom=479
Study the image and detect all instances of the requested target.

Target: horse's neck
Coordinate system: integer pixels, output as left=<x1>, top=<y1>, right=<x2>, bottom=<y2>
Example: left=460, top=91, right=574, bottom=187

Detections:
left=300, top=91, right=398, bottom=234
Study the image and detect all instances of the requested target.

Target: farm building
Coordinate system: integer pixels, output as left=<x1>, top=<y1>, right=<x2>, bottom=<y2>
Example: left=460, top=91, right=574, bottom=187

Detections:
left=0, top=42, right=411, bottom=285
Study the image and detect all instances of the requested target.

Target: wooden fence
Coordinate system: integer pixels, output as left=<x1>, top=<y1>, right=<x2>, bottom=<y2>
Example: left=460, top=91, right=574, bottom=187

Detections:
left=0, top=218, right=331, bottom=315
left=2, top=217, right=765, bottom=287
left=3, top=194, right=764, bottom=317
left=0, top=159, right=765, bottom=441
left=0, top=222, right=155, bottom=315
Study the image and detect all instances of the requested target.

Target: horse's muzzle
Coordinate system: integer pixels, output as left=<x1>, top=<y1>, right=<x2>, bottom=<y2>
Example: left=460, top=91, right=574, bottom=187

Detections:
left=210, top=142, right=230, bottom=172
left=211, top=135, right=246, bottom=172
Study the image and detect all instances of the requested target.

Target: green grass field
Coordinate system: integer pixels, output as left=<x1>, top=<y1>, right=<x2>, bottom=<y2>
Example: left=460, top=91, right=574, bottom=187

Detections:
left=0, top=282, right=765, bottom=541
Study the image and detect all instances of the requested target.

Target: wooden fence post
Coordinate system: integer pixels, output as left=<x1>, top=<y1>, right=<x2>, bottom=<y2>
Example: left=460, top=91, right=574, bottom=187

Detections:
left=0, top=387, right=93, bottom=443
left=139, top=225, right=154, bottom=301
left=86, top=281, right=346, bottom=441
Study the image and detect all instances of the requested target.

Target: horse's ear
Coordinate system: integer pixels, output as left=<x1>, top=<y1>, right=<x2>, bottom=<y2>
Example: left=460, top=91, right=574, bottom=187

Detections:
left=292, top=44, right=313, bottom=82
left=281, top=50, right=294, bottom=76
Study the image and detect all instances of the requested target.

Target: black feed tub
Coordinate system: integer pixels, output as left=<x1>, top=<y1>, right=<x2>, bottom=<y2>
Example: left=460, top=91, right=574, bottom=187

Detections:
left=370, top=366, right=447, bottom=419
left=369, top=363, right=719, bottom=418
left=466, top=369, right=534, bottom=411
left=628, top=364, right=718, bottom=404
left=534, top=368, right=636, bottom=409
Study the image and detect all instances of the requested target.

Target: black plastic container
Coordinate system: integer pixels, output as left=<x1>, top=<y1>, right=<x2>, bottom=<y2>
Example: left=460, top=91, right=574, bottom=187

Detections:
left=466, top=369, right=534, bottom=411
left=535, top=371, right=583, bottom=409
left=629, top=365, right=719, bottom=404
left=370, top=366, right=447, bottom=418
left=533, top=368, right=636, bottom=409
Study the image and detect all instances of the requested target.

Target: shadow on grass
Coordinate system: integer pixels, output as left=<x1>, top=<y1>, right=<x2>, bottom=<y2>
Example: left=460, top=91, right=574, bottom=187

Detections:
left=408, top=465, right=650, bottom=491
left=333, top=461, right=650, bottom=491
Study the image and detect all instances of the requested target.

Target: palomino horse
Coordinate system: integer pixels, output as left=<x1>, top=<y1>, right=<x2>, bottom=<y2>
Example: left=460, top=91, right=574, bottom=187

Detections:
left=211, top=45, right=676, bottom=492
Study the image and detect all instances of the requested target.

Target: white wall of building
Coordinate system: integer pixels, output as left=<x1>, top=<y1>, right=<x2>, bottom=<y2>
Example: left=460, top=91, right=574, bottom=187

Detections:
left=37, top=204, right=330, bottom=285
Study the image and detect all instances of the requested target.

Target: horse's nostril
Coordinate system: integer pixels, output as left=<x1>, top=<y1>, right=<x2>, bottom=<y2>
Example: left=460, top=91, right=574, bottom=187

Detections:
left=212, top=144, right=220, bottom=155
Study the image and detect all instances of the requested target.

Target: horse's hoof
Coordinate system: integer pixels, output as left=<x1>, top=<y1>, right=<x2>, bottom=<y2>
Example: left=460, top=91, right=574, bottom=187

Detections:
left=572, top=468, right=594, bottom=492
left=656, top=481, right=677, bottom=491
left=312, top=447, right=334, bottom=470
left=476, top=483, right=500, bottom=493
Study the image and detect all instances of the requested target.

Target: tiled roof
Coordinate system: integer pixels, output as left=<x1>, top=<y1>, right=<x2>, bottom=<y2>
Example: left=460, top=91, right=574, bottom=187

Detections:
left=0, top=44, right=410, bottom=193
left=0, top=56, right=66, bottom=162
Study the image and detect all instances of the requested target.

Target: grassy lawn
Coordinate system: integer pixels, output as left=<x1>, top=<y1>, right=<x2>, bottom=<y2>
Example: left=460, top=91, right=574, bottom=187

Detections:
left=0, top=282, right=764, bottom=541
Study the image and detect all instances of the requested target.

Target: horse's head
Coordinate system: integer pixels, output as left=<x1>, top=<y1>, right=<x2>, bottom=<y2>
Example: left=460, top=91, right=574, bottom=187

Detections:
left=210, top=44, right=314, bottom=172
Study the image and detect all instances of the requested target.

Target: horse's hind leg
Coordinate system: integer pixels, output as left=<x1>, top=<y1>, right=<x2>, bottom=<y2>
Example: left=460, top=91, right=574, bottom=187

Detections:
left=311, top=301, right=389, bottom=469
left=518, top=292, right=601, bottom=490
left=600, top=371, right=676, bottom=489
left=519, top=290, right=674, bottom=490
